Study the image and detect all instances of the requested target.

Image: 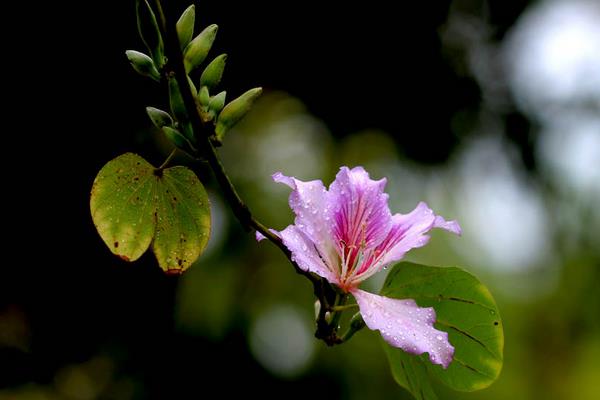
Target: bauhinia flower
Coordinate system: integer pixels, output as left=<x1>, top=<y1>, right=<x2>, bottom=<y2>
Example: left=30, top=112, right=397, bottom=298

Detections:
left=258, top=166, right=461, bottom=368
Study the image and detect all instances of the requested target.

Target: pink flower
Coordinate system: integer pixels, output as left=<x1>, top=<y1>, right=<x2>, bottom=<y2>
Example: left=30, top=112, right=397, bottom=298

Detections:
left=258, top=166, right=461, bottom=368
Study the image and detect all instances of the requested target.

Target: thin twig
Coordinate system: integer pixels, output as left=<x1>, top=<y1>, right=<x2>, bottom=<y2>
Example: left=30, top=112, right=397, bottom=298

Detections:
left=157, top=148, right=178, bottom=170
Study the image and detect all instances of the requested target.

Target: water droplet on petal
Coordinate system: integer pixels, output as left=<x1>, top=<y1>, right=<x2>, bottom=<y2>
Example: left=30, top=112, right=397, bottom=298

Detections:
left=436, top=335, right=443, bottom=341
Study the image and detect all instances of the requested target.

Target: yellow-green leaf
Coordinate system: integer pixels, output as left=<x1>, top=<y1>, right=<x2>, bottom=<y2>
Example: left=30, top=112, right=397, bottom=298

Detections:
left=152, top=166, right=210, bottom=274
left=90, top=153, right=211, bottom=273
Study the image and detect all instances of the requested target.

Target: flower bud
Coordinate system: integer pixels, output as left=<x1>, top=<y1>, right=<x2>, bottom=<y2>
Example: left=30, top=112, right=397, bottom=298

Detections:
left=314, top=300, right=321, bottom=319
left=198, top=86, right=210, bottom=107
left=215, top=87, right=262, bottom=139
left=176, top=5, right=195, bottom=50
left=146, top=107, right=173, bottom=128
left=136, top=0, right=164, bottom=67
left=126, top=50, right=160, bottom=81
left=187, top=75, right=197, bottom=97
left=200, top=54, right=227, bottom=89
left=183, top=24, right=218, bottom=73
left=162, top=126, right=188, bottom=149
left=168, top=77, right=187, bottom=124
left=207, top=91, right=226, bottom=119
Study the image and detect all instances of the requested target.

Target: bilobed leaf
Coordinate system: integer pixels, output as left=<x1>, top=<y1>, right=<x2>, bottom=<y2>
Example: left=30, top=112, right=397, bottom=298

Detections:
left=381, top=262, right=503, bottom=396
left=383, top=343, right=438, bottom=400
left=152, top=167, right=210, bottom=273
left=90, top=153, right=211, bottom=274
left=90, top=153, right=156, bottom=261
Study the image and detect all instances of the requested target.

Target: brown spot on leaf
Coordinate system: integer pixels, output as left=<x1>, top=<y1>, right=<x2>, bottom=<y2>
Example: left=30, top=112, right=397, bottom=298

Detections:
left=118, top=254, right=130, bottom=262
left=494, top=321, right=499, bottom=326
left=114, top=241, right=119, bottom=248
left=165, top=268, right=183, bottom=276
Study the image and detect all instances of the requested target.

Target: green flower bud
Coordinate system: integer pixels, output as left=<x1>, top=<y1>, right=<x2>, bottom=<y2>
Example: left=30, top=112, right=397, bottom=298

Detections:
left=200, top=54, right=227, bottom=89
left=198, top=86, right=210, bottom=107
left=183, top=24, right=218, bottom=73
left=349, top=312, right=366, bottom=330
left=163, top=126, right=188, bottom=149
left=146, top=107, right=173, bottom=128
left=136, top=0, right=164, bottom=67
left=126, top=50, right=160, bottom=81
left=187, top=75, right=198, bottom=97
left=168, top=77, right=187, bottom=124
left=215, top=87, right=262, bottom=140
left=176, top=5, right=195, bottom=50
left=207, top=91, right=226, bottom=120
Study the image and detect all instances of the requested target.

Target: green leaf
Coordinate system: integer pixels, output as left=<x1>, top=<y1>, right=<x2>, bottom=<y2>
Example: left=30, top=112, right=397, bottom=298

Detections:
left=135, top=0, right=164, bottom=67
left=176, top=5, right=195, bottom=50
left=152, top=166, right=210, bottom=273
left=383, top=343, right=438, bottom=400
left=381, top=262, right=503, bottom=396
left=90, top=153, right=210, bottom=274
left=90, top=153, right=156, bottom=262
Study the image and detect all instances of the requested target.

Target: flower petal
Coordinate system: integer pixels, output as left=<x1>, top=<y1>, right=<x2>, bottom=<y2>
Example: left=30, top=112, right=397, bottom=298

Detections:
left=434, top=215, right=462, bottom=235
left=352, top=289, right=454, bottom=368
left=273, top=172, right=337, bottom=270
left=255, top=229, right=280, bottom=242
left=329, top=167, right=392, bottom=251
left=279, top=225, right=339, bottom=284
left=375, top=202, right=461, bottom=268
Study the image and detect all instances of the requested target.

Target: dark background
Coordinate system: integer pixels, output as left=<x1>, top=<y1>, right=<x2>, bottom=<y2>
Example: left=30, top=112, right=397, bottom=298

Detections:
left=6, top=0, right=599, bottom=399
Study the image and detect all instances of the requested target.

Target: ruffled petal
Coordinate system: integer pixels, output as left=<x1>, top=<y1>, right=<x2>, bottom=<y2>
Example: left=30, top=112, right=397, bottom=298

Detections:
left=329, top=167, right=392, bottom=251
left=279, top=225, right=339, bottom=284
left=374, top=202, right=461, bottom=269
left=433, top=215, right=462, bottom=235
left=273, top=172, right=337, bottom=270
left=352, top=289, right=454, bottom=368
